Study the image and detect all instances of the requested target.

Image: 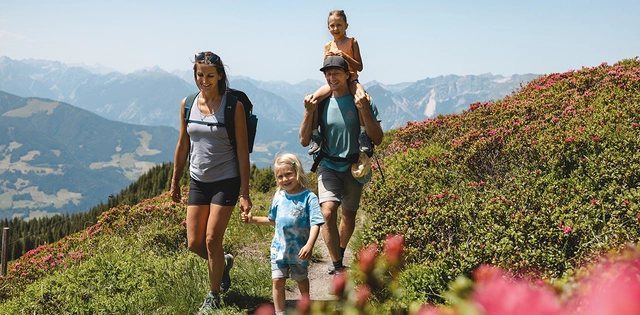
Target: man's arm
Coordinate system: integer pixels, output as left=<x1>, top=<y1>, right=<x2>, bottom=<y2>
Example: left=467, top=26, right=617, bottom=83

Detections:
left=299, top=94, right=318, bottom=147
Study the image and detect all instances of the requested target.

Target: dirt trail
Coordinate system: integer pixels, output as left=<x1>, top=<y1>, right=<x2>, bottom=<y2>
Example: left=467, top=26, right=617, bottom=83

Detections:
left=285, top=231, right=353, bottom=309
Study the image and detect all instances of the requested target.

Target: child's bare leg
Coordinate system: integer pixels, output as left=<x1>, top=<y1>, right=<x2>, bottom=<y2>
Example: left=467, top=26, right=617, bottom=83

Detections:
left=273, top=277, right=287, bottom=313
left=350, top=81, right=367, bottom=128
left=350, top=81, right=373, bottom=153
left=297, top=278, right=310, bottom=295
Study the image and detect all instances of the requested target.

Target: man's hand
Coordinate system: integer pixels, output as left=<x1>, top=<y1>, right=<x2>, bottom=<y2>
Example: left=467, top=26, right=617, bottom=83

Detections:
left=303, top=94, right=319, bottom=113
left=354, top=91, right=371, bottom=111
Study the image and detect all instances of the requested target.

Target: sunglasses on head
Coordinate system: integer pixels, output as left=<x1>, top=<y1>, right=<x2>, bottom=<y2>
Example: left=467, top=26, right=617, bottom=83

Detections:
left=195, top=52, right=220, bottom=64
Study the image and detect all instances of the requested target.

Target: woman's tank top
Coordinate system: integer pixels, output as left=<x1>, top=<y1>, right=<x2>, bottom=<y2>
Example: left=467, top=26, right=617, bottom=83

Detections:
left=187, top=93, right=240, bottom=183
left=327, top=37, right=359, bottom=80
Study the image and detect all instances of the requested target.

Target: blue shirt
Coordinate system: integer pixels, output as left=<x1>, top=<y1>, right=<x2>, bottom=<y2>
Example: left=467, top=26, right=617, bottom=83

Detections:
left=268, top=189, right=324, bottom=266
left=320, top=94, right=381, bottom=172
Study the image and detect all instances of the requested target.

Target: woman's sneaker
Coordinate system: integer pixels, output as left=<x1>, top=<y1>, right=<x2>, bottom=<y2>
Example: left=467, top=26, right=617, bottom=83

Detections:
left=197, top=293, right=220, bottom=315
left=220, top=254, right=234, bottom=293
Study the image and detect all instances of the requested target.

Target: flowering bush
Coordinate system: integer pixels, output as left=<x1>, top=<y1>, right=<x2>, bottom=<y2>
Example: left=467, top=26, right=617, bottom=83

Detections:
left=361, top=57, right=640, bottom=304
left=285, top=236, right=640, bottom=315
left=0, top=187, right=189, bottom=302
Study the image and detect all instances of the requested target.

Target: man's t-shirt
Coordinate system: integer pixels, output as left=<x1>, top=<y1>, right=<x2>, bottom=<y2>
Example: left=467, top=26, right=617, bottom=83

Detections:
left=268, top=189, right=325, bottom=266
left=320, top=94, right=381, bottom=172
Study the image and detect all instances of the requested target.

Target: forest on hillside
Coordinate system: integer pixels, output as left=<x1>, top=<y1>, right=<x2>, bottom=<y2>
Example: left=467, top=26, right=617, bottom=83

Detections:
left=1, top=163, right=275, bottom=262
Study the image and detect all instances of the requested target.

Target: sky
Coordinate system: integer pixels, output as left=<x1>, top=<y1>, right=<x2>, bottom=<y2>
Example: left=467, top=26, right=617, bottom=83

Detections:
left=1, top=0, right=638, bottom=85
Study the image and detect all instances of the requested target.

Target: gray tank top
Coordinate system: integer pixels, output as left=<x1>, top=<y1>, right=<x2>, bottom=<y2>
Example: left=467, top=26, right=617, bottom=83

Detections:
left=187, top=93, right=240, bottom=182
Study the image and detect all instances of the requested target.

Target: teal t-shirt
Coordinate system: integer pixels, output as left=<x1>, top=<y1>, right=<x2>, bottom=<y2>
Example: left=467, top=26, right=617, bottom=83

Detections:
left=320, top=94, right=381, bottom=172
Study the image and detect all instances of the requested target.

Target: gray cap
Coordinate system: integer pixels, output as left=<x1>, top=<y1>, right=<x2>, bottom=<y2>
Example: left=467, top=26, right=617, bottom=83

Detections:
left=320, top=56, right=349, bottom=72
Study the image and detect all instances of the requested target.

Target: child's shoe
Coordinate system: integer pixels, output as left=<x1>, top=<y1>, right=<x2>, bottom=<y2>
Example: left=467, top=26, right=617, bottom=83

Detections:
left=358, top=131, right=373, bottom=155
left=308, top=135, right=322, bottom=155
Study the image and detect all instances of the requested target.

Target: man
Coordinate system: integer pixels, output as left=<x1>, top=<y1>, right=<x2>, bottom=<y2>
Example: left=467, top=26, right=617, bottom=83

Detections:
left=299, top=55, right=383, bottom=274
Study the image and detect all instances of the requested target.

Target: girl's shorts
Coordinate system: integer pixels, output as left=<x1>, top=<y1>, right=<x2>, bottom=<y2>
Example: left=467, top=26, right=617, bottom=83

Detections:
left=272, top=263, right=308, bottom=281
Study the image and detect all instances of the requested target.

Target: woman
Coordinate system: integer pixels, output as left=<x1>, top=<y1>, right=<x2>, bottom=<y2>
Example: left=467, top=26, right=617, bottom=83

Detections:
left=170, top=51, right=252, bottom=313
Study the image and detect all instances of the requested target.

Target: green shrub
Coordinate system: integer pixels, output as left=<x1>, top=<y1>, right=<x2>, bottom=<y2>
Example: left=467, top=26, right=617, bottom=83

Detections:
left=360, top=57, right=640, bottom=304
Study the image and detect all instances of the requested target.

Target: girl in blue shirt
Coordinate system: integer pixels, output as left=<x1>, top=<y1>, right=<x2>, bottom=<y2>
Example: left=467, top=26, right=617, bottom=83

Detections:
left=243, top=153, right=324, bottom=315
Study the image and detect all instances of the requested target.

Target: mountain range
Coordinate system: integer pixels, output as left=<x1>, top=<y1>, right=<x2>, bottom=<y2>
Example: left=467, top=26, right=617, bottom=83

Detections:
left=0, top=56, right=539, bottom=219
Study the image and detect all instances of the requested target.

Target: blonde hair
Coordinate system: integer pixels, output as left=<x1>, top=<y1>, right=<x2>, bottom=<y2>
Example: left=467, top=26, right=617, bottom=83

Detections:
left=274, top=153, right=308, bottom=192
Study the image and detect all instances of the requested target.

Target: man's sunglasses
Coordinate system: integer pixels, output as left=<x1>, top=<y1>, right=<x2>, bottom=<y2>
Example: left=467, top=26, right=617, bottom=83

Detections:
left=195, top=52, right=220, bottom=64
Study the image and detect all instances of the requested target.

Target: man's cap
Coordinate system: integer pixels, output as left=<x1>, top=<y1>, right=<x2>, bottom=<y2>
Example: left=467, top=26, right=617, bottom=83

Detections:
left=320, top=56, right=349, bottom=73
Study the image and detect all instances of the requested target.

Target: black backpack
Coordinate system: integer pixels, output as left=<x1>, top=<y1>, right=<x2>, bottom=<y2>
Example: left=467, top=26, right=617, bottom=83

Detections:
left=184, top=89, right=258, bottom=153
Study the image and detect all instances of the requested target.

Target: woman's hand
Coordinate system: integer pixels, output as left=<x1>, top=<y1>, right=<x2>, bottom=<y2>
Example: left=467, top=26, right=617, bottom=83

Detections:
left=239, top=195, right=253, bottom=221
left=170, top=179, right=181, bottom=202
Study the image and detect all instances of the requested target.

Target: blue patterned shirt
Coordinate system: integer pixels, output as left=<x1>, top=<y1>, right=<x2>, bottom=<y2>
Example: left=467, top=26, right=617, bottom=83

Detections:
left=268, top=189, right=324, bottom=266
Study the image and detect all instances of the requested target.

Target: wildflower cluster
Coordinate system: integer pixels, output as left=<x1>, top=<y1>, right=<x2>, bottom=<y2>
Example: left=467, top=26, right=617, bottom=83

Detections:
left=362, top=57, right=640, bottom=304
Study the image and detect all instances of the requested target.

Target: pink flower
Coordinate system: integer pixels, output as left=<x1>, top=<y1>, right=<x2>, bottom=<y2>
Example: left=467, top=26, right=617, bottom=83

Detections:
left=570, top=258, right=640, bottom=315
left=358, top=243, right=378, bottom=274
left=471, top=267, right=563, bottom=315
left=473, top=264, right=502, bottom=283
left=383, top=234, right=405, bottom=267
left=413, top=304, right=444, bottom=315
left=591, top=199, right=599, bottom=205
left=331, top=272, right=348, bottom=297
left=563, top=226, right=573, bottom=234
left=354, top=284, right=371, bottom=308
left=296, top=294, right=311, bottom=315
left=254, top=303, right=275, bottom=315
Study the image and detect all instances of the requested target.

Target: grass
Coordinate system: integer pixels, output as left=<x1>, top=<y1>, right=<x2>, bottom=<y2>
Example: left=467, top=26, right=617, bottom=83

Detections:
left=0, top=187, right=279, bottom=314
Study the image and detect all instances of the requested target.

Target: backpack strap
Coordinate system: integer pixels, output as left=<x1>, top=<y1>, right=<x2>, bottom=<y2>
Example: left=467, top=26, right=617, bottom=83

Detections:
left=224, top=92, right=239, bottom=151
left=310, top=150, right=359, bottom=172
left=184, top=92, right=199, bottom=123
left=184, top=91, right=228, bottom=128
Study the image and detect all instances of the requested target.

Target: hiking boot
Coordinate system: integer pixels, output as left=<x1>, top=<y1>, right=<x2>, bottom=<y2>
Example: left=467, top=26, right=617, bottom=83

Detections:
left=197, top=293, right=220, bottom=315
left=220, top=254, right=234, bottom=293
left=358, top=131, right=373, bottom=155
left=308, top=135, right=322, bottom=155
left=328, top=265, right=347, bottom=275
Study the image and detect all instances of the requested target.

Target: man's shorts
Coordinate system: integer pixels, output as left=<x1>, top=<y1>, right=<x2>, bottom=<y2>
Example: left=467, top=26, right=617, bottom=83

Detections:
left=272, top=263, right=308, bottom=281
left=188, top=176, right=240, bottom=206
left=317, top=165, right=363, bottom=212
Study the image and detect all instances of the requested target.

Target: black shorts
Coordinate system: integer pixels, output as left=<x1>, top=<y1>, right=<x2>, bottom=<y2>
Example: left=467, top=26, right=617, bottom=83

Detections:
left=188, top=177, right=240, bottom=206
